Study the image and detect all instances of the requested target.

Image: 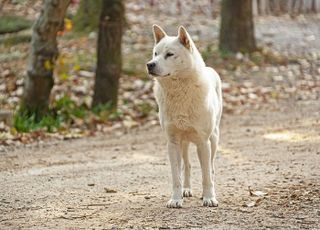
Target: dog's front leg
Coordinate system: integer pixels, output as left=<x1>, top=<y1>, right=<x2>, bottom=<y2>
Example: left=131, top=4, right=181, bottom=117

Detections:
left=182, top=141, right=192, bottom=197
left=167, top=141, right=183, bottom=208
left=197, top=139, right=218, bottom=207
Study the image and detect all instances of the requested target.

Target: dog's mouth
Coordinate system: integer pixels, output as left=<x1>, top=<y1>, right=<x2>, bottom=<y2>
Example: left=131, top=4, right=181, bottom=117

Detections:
left=149, top=72, right=171, bottom=78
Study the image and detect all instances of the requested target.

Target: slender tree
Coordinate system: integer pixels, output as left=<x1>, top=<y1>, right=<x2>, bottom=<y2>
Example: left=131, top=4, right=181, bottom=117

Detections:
left=219, top=0, right=257, bottom=53
left=92, top=0, right=124, bottom=108
left=22, top=0, right=70, bottom=116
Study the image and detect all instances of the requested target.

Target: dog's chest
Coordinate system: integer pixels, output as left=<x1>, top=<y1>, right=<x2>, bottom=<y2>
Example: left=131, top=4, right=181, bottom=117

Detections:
left=155, top=80, right=206, bottom=131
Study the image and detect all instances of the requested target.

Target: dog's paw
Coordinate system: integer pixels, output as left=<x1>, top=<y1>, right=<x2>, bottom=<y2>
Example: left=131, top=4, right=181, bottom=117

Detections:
left=183, top=188, right=193, bottom=197
left=166, top=199, right=183, bottom=208
left=203, top=197, right=218, bottom=207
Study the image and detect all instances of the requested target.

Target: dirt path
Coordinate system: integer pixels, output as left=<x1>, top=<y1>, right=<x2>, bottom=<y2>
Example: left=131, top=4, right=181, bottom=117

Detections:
left=1, top=99, right=320, bottom=229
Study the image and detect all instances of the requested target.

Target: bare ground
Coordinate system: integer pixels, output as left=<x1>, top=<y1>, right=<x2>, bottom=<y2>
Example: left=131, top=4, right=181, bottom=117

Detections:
left=0, top=98, right=319, bottom=229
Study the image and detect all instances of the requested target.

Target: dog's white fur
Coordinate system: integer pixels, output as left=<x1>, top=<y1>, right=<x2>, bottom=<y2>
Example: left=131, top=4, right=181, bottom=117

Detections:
left=147, top=25, right=222, bottom=208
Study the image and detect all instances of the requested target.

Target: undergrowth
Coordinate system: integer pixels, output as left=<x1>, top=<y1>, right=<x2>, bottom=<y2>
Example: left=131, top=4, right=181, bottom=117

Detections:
left=13, top=95, right=119, bottom=133
left=0, top=15, right=32, bottom=34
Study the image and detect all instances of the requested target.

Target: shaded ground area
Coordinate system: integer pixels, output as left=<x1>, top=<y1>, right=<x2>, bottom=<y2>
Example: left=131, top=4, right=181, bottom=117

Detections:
left=0, top=98, right=319, bottom=229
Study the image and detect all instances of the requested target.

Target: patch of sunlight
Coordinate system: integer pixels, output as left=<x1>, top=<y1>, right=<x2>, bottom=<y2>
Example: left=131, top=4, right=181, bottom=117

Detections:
left=263, top=131, right=320, bottom=142
left=219, top=146, right=247, bottom=162
left=131, top=153, right=159, bottom=161
left=219, top=147, right=236, bottom=155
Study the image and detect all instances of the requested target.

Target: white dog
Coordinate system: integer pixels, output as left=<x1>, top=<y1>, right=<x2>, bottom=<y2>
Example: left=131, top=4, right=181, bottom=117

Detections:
left=147, top=25, right=222, bottom=208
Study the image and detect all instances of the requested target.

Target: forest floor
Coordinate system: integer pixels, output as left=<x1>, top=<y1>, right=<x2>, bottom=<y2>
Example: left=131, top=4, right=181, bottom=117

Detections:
left=1, top=1, right=320, bottom=229
left=0, top=97, right=319, bottom=229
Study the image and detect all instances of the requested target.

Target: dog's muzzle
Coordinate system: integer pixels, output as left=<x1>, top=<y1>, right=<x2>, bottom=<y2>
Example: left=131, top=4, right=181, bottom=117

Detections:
left=147, top=61, right=157, bottom=75
left=147, top=62, right=156, bottom=71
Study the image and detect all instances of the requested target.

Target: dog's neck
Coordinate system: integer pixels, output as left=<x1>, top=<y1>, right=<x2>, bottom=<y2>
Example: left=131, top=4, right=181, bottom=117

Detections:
left=155, top=69, right=202, bottom=91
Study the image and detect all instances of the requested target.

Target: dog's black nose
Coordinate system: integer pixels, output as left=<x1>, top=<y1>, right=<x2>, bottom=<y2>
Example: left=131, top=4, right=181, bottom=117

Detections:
left=147, top=62, right=156, bottom=71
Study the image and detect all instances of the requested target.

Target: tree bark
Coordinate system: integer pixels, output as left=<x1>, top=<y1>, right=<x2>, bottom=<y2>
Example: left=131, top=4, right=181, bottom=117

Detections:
left=23, top=0, right=70, bottom=115
left=219, top=0, right=257, bottom=53
left=92, top=0, right=124, bottom=108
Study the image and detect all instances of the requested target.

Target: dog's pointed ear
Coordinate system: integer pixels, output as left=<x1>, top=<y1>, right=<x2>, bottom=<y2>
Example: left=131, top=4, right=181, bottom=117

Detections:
left=178, top=26, right=191, bottom=50
left=153, top=24, right=166, bottom=44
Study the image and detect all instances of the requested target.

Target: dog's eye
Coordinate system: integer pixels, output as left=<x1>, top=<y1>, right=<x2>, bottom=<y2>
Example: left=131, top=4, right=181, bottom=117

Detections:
left=154, top=52, right=158, bottom=56
left=166, top=52, right=174, bottom=58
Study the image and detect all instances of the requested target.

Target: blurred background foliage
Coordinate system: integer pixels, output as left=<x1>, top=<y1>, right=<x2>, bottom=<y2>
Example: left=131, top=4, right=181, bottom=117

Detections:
left=0, top=0, right=319, bottom=145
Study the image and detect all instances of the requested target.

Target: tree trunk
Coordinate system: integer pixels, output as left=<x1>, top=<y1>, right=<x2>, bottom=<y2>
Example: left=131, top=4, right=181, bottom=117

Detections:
left=219, top=0, right=257, bottom=53
left=92, top=0, right=124, bottom=108
left=22, top=0, right=70, bottom=116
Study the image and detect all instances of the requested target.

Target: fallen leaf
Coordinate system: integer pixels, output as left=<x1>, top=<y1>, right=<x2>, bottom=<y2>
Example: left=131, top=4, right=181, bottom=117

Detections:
left=64, top=18, right=73, bottom=31
left=248, top=186, right=268, bottom=197
left=104, top=188, right=117, bottom=193
left=123, top=118, right=138, bottom=129
left=243, top=198, right=263, bottom=207
left=44, top=59, right=53, bottom=70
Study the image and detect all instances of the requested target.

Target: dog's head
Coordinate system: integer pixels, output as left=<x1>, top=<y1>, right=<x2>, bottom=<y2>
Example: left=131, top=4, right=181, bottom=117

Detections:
left=146, top=25, right=195, bottom=78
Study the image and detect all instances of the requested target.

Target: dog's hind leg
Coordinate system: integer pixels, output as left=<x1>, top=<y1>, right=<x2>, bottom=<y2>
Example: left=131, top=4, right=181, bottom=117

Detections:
left=210, top=129, right=219, bottom=178
left=209, top=129, right=219, bottom=206
left=182, top=141, right=192, bottom=197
